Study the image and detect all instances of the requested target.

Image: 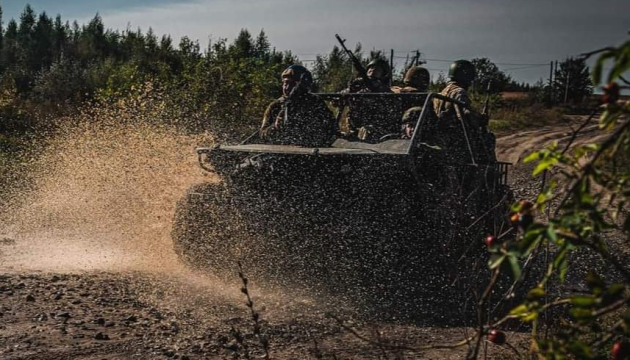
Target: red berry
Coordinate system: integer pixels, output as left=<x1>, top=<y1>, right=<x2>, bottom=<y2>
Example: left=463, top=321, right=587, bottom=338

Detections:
left=488, top=329, right=506, bottom=345
left=485, top=235, right=497, bottom=248
left=602, top=82, right=620, bottom=104
left=510, top=213, right=533, bottom=230
left=612, top=341, right=630, bottom=360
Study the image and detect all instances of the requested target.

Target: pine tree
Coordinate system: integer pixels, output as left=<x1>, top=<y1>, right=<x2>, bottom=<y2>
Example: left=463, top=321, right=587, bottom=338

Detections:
left=52, top=15, right=68, bottom=61
left=231, top=29, right=253, bottom=58
left=2, top=20, right=19, bottom=71
left=254, top=29, right=270, bottom=60
left=33, top=12, right=54, bottom=70
left=0, top=4, right=4, bottom=61
left=553, top=57, right=593, bottom=104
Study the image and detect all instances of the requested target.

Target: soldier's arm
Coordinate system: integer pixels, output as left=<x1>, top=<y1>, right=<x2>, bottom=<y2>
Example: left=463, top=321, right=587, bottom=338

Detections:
left=260, top=100, right=282, bottom=138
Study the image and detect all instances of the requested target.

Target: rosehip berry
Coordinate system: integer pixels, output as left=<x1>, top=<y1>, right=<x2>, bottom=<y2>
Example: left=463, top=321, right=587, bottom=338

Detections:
left=602, top=82, right=620, bottom=104
left=510, top=213, right=533, bottom=229
left=488, top=329, right=506, bottom=345
left=612, top=341, right=630, bottom=360
left=485, top=235, right=498, bottom=248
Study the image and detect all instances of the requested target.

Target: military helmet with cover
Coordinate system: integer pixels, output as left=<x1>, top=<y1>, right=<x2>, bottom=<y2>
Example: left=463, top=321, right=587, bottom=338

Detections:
left=404, top=66, right=430, bottom=90
left=448, top=60, right=476, bottom=84
left=366, top=58, right=390, bottom=78
left=281, top=65, right=313, bottom=87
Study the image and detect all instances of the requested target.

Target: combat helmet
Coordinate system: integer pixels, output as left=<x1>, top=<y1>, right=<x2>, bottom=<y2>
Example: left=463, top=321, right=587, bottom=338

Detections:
left=404, top=66, right=430, bottom=90
left=366, top=58, right=391, bottom=79
left=281, top=65, right=313, bottom=87
left=448, top=60, right=476, bottom=85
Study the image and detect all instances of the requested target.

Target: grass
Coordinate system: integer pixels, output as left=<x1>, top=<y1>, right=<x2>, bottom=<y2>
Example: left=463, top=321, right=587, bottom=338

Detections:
left=489, top=105, right=566, bottom=135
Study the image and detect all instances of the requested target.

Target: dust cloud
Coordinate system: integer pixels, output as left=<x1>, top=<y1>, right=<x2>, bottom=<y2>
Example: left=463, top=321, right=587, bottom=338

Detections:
left=0, top=103, right=216, bottom=273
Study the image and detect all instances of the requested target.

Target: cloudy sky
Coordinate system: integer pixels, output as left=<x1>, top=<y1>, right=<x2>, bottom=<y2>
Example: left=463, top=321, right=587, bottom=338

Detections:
left=4, top=0, right=629, bottom=85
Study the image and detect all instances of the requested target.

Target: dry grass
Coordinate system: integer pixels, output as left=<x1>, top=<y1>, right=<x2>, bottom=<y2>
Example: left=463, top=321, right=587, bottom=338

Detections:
left=490, top=104, right=566, bottom=135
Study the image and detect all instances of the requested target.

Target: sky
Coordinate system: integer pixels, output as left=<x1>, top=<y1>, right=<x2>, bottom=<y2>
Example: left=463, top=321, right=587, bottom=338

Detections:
left=4, top=0, right=630, bottom=86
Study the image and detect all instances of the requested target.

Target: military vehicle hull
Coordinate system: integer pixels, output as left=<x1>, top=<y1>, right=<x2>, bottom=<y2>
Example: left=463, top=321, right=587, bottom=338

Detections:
left=172, top=93, right=512, bottom=319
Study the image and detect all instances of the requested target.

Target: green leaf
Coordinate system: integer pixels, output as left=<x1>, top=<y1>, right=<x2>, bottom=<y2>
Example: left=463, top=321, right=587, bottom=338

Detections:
left=489, top=254, right=506, bottom=270
left=508, top=255, right=522, bottom=280
left=570, top=308, right=594, bottom=321
left=526, top=287, right=546, bottom=301
left=553, top=246, right=570, bottom=282
left=524, top=151, right=541, bottom=163
left=586, top=271, right=606, bottom=295
left=608, top=283, right=625, bottom=298
left=522, top=310, right=539, bottom=322
left=533, top=157, right=559, bottom=176
left=546, top=226, right=558, bottom=244
left=510, top=304, right=529, bottom=316
left=570, top=295, right=597, bottom=308
left=567, top=340, right=593, bottom=358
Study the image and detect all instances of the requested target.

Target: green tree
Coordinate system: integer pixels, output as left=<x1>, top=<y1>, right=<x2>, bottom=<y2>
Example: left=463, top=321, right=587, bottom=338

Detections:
left=553, top=57, right=593, bottom=104
left=470, top=57, right=511, bottom=93
left=32, top=12, right=54, bottom=70
left=0, top=4, right=4, bottom=69
left=312, top=44, right=362, bottom=92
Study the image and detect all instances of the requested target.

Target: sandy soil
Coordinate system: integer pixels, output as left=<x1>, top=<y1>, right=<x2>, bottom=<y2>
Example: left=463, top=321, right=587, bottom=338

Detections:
left=0, top=115, right=602, bottom=359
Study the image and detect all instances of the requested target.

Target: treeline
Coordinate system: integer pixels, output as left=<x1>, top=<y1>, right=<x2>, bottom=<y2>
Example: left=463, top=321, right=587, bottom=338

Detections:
left=0, top=5, right=303, bottom=135
left=1, top=4, right=588, bottom=137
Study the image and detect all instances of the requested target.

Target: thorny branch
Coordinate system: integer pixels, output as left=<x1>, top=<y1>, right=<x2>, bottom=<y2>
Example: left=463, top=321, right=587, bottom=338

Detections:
left=468, top=268, right=501, bottom=360
left=554, top=117, right=630, bottom=217
left=329, top=314, right=478, bottom=353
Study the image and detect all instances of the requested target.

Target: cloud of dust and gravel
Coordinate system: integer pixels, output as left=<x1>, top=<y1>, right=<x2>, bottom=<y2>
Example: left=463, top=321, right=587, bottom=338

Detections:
left=0, top=104, right=217, bottom=273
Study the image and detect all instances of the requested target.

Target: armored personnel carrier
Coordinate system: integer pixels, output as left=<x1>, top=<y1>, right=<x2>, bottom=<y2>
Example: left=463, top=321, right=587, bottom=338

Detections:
left=172, top=92, right=511, bottom=315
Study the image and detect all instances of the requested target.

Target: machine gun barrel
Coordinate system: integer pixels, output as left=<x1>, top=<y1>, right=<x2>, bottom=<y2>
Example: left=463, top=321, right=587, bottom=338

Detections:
left=335, top=34, right=375, bottom=92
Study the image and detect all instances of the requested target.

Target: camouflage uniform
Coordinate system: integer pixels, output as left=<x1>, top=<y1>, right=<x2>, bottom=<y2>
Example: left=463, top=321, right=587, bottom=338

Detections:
left=432, top=80, right=471, bottom=119
left=394, top=67, right=430, bottom=137
left=342, top=59, right=401, bottom=141
left=432, top=60, right=496, bottom=164
left=260, top=92, right=335, bottom=147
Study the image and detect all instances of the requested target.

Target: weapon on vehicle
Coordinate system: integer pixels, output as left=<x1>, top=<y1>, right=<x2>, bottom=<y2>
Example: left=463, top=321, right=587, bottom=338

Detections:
left=335, top=34, right=376, bottom=92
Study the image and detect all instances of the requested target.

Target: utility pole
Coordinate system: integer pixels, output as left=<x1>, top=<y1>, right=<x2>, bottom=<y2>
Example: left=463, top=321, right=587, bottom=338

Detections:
left=390, top=49, right=394, bottom=87
left=549, top=61, right=554, bottom=104
left=564, top=68, right=571, bottom=103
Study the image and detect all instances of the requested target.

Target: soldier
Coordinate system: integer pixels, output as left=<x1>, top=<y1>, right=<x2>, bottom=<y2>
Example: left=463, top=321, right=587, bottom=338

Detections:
left=394, top=66, right=430, bottom=138
left=433, top=59, right=483, bottom=125
left=342, top=59, right=400, bottom=141
left=260, top=65, right=335, bottom=147
left=392, top=66, right=430, bottom=94
left=346, top=58, right=392, bottom=93
left=433, top=60, right=495, bottom=163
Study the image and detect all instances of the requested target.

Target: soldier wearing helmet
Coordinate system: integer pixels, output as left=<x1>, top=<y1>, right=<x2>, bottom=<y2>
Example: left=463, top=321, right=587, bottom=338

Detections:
left=341, top=58, right=400, bottom=141
left=260, top=65, right=335, bottom=147
left=393, top=66, right=430, bottom=94
left=433, top=59, right=477, bottom=119
left=347, top=58, right=392, bottom=93
left=393, top=66, right=430, bottom=138
left=433, top=60, right=496, bottom=163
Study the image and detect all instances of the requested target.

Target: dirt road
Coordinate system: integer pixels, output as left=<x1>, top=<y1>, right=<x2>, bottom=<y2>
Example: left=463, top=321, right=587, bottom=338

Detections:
left=0, top=116, right=600, bottom=359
